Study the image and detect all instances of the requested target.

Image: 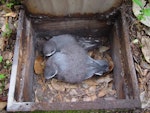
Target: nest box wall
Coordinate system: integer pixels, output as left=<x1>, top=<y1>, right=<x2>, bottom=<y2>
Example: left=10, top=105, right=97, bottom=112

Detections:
left=23, top=0, right=122, bottom=16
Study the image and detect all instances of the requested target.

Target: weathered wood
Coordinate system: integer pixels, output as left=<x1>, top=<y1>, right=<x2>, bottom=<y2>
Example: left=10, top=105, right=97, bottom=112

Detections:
left=111, top=21, right=125, bottom=99
left=33, top=19, right=110, bottom=32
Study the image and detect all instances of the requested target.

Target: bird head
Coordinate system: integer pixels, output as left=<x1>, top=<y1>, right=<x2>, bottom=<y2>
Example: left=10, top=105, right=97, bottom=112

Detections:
left=44, top=61, right=58, bottom=79
left=43, top=40, right=57, bottom=57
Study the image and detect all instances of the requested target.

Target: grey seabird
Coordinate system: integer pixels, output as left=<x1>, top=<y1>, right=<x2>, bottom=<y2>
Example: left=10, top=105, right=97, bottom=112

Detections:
left=43, top=34, right=100, bottom=56
left=43, top=34, right=109, bottom=83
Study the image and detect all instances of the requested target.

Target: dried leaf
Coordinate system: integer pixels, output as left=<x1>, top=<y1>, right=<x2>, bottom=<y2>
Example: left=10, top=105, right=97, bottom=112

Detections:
left=140, top=60, right=150, bottom=69
left=140, top=91, right=150, bottom=108
left=138, top=78, right=143, bottom=84
left=144, top=27, right=150, bottom=36
left=71, top=98, right=78, bottom=102
left=139, top=84, right=144, bottom=91
left=0, top=38, right=5, bottom=51
left=56, top=92, right=63, bottom=101
left=34, top=89, right=39, bottom=102
left=3, top=12, right=17, bottom=17
left=2, top=51, right=13, bottom=60
left=34, top=56, right=44, bottom=75
left=90, top=94, right=97, bottom=101
left=146, top=72, right=150, bottom=82
left=83, top=96, right=91, bottom=102
left=48, top=84, right=53, bottom=91
left=88, top=51, right=93, bottom=57
left=142, top=69, right=149, bottom=76
left=51, top=79, right=65, bottom=92
left=4, top=83, right=9, bottom=90
left=140, top=91, right=146, bottom=101
left=64, top=97, right=70, bottom=102
left=64, top=83, right=78, bottom=89
left=88, top=86, right=96, bottom=94
left=93, top=51, right=102, bottom=60
left=69, top=89, right=78, bottom=96
left=0, top=5, right=12, bottom=13
left=83, top=78, right=98, bottom=86
left=141, top=37, right=150, bottom=63
left=132, top=38, right=139, bottom=44
left=0, top=17, right=5, bottom=28
left=99, top=46, right=110, bottom=53
left=82, top=83, right=89, bottom=89
left=108, top=89, right=116, bottom=96
left=0, top=102, right=7, bottom=110
left=105, top=54, right=114, bottom=71
left=96, top=75, right=113, bottom=84
left=135, top=63, right=148, bottom=76
left=104, top=97, right=116, bottom=100
left=98, top=89, right=107, bottom=97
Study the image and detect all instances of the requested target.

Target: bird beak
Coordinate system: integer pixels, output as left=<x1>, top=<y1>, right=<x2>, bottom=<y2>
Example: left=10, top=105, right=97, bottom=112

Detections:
left=94, top=72, right=102, bottom=76
left=44, top=69, right=58, bottom=79
left=45, top=50, right=56, bottom=57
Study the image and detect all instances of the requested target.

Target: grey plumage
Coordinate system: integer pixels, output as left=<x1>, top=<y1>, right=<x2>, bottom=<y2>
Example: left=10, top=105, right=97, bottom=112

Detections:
left=43, top=34, right=100, bottom=56
left=43, top=34, right=109, bottom=83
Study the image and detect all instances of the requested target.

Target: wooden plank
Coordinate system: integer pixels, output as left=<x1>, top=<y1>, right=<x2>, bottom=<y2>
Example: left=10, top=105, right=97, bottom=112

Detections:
left=33, top=20, right=108, bottom=31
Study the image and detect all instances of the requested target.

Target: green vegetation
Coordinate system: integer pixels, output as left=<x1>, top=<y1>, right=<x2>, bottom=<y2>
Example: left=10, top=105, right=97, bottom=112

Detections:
left=0, top=0, right=21, bottom=8
left=4, top=60, right=12, bottom=69
left=0, top=56, right=3, bottom=63
left=0, top=74, right=5, bottom=80
left=0, top=55, right=6, bottom=95
left=132, top=0, right=150, bottom=20
left=0, top=74, right=6, bottom=94
left=2, top=23, right=12, bottom=38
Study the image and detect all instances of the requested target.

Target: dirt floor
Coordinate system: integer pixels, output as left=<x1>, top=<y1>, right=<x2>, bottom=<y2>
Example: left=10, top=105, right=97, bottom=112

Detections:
left=0, top=0, right=150, bottom=112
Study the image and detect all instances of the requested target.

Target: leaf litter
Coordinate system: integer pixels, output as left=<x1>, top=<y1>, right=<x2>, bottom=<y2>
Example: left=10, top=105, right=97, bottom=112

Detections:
left=0, top=5, right=19, bottom=110
left=124, top=1, right=150, bottom=110
left=141, top=37, right=150, bottom=63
